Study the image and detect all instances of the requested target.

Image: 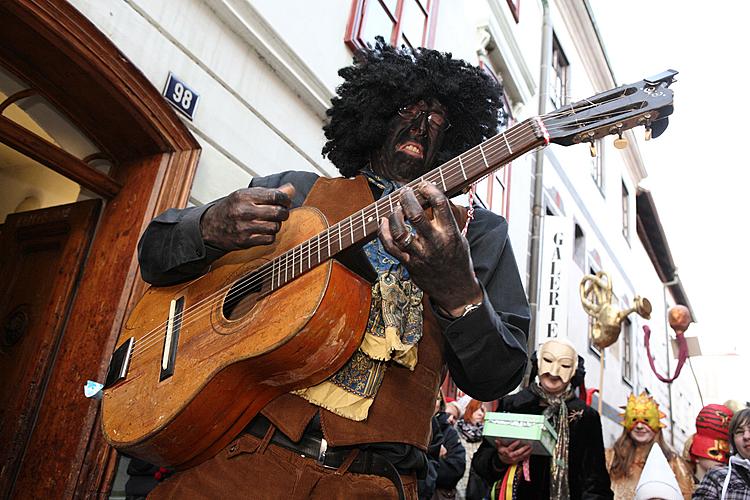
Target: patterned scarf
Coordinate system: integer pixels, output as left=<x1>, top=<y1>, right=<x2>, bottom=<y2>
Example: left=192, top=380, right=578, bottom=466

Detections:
left=529, top=382, right=572, bottom=500
left=292, top=170, right=423, bottom=421
left=457, top=419, right=485, bottom=443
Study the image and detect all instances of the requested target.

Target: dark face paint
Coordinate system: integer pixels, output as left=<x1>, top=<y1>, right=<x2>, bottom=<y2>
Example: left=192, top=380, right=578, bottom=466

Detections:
left=370, top=99, right=449, bottom=183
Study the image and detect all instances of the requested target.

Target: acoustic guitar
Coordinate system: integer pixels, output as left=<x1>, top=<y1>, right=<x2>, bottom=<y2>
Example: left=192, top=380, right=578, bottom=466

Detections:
left=101, top=71, right=677, bottom=468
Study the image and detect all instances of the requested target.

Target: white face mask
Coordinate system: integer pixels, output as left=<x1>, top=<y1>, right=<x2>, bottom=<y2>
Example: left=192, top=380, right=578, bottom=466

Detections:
left=537, top=340, right=578, bottom=384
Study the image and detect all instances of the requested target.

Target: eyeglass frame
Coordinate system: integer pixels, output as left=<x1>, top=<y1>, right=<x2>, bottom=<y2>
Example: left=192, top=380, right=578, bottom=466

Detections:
left=397, top=102, right=451, bottom=131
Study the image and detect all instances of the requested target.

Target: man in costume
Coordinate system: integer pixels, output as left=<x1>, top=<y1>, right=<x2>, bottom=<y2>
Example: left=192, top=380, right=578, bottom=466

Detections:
left=471, top=338, right=613, bottom=499
left=686, top=404, right=734, bottom=483
left=136, top=39, right=529, bottom=499
left=605, top=392, right=693, bottom=499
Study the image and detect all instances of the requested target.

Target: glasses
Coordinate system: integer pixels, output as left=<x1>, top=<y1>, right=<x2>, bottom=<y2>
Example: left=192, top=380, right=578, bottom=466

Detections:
left=398, top=102, right=450, bottom=131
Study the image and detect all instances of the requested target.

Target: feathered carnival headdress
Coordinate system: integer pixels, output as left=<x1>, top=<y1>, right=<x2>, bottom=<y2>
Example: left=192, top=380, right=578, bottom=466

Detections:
left=621, top=392, right=666, bottom=432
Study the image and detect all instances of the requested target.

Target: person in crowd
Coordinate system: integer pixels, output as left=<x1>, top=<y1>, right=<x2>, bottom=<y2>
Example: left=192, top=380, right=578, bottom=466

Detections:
left=634, top=444, right=684, bottom=500
left=456, top=399, right=489, bottom=499
left=445, top=398, right=464, bottom=427
left=693, top=407, right=750, bottom=499
left=606, top=392, right=693, bottom=499
left=135, top=37, right=530, bottom=499
left=420, top=392, right=467, bottom=499
left=685, top=404, right=734, bottom=484
left=472, top=337, right=613, bottom=499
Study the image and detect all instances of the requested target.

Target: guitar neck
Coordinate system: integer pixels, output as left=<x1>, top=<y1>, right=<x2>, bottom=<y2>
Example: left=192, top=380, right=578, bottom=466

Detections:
left=265, top=117, right=549, bottom=291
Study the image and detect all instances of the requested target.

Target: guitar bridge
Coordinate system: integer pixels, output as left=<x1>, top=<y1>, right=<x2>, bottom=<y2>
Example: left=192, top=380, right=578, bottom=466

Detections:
left=103, top=337, right=134, bottom=389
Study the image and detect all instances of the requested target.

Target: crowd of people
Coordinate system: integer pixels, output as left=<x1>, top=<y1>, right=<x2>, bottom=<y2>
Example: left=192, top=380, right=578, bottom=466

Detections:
left=413, top=338, right=749, bottom=500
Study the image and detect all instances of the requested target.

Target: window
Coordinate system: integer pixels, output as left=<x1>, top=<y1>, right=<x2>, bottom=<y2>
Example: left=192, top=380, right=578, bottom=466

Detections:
left=573, top=224, right=585, bottom=270
left=345, top=0, right=440, bottom=52
left=591, top=139, right=604, bottom=194
left=550, top=34, right=570, bottom=109
left=622, top=180, right=630, bottom=240
left=622, top=319, right=633, bottom=385
left=506, top=0, right=520, bottom=23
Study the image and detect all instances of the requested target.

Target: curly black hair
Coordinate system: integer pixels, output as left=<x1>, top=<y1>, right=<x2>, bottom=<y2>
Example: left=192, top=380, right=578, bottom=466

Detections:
left=322, top=38, right=503, bottom=178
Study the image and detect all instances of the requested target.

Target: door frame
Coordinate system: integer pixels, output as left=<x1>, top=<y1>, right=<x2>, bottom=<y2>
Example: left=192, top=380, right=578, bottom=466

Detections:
left=0, top=1, right=199, bottom=496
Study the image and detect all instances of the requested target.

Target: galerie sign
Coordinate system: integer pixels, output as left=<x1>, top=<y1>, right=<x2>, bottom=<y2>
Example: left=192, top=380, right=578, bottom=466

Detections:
left=537, top=216, right=573, bottom=344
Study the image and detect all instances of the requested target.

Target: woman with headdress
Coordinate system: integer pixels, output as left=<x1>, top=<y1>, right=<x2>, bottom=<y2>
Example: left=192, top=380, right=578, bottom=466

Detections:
left=605, top=392, right=693, bottom=499
left=471, top=338, right=613, bottom=499
left=693, top=407, right=750, bottom=499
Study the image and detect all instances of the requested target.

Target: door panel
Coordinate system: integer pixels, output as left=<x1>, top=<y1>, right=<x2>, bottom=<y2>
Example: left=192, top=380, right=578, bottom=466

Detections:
left=0, top=199, right=100, bottom=497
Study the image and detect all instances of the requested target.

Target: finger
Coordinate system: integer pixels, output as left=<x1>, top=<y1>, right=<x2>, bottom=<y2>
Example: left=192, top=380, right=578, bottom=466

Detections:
left=378, top=217, right=409, bottom=263
left=414, top=180, right=457, bottom=231
left=277, top=183, right=296, bottom=205
left=237, top=204, right=289, bottom=222
left=399, top=187, right=432, bottom=237
left=387, top=204, right=414, bottom=249
left=239, top=186, right=293, bottom=207
left=241, top=220, right=282, bottom=235
left=505, top=440, right=522, bottom=451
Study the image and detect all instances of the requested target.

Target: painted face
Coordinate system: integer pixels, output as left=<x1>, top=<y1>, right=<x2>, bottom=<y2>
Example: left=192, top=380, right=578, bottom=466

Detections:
left=370, top=99, right=449, bottom=183
left=629, top=421, right=657, bottom=445
left=734, top=422, right=750, bottom=460
left=537, top=339, right=578, bottom=384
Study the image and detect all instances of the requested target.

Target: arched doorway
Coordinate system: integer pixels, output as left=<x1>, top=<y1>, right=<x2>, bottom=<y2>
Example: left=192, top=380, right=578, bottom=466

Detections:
left=0, top=2, right=199, bottom=497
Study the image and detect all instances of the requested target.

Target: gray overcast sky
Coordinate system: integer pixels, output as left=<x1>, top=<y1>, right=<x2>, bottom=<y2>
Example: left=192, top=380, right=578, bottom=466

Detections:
left=588, top=0, right=750, bottom=403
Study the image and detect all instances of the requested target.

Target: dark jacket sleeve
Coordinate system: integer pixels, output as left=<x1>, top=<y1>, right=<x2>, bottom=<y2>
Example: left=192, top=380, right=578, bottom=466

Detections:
left=137, top=171, right=319, bottom=285
left=435, top=424, right=466, bottom=489
left=434, top=208, right=529, bottom=401
left=471, top=437, right=508, bottom=485
left=579, top=407, right=614, bottom=499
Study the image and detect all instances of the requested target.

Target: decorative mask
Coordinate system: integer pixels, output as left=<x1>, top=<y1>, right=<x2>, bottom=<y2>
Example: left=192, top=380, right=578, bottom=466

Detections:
left=537, top=338, right=578, bottom=384
left=621, top=393, right=666, bottom=432
left=690, top=404, right=734, bottom=464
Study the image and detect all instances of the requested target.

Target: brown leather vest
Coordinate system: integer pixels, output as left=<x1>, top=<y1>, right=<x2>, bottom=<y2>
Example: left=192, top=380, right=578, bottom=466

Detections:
left=261, top=176, right=466, bottom=450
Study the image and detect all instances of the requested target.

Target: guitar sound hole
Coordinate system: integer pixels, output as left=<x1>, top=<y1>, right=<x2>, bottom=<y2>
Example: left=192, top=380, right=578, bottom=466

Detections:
left=223, top=272, right=265, bottom=320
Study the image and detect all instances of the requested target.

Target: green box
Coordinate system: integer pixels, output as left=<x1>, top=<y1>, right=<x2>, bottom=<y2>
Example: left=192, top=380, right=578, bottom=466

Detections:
left=482, top=412, right=558, bottom=456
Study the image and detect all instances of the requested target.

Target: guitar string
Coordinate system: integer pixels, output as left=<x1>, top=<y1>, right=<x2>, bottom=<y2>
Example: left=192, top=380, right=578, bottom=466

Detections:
left=128, top=121, right=541, bottom=357
left=130, top=102, right=647, bottom=357
left=129, top=106, right=636, bottom=358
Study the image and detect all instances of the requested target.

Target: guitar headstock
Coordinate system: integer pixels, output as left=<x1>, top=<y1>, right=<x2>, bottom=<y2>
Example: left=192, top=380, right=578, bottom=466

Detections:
left=543, top=70, right=677, bottom=146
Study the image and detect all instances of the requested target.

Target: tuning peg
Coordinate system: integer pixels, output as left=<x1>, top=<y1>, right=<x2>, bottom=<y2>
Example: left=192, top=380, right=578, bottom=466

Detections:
left=642, top=114, right=652, bottom=141
left=589, top=140, right=597, bottom=157
left=614, top=132, right=628, bottom=149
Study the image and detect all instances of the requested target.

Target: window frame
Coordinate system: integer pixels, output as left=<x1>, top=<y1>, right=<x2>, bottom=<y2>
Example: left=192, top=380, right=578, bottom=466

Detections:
left=345, top=0, right=440, bottom=52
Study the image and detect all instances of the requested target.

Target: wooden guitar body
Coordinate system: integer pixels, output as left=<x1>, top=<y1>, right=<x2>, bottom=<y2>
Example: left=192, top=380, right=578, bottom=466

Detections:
left=101, top=207, right=372, bottom=468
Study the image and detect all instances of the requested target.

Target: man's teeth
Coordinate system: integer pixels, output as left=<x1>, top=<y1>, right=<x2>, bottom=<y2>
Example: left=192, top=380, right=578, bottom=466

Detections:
left=403, top=144, right=421, bottom=154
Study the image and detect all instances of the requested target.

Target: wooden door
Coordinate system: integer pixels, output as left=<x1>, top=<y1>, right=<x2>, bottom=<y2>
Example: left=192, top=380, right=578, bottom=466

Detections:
left=0, top=199, right=101, bottom=497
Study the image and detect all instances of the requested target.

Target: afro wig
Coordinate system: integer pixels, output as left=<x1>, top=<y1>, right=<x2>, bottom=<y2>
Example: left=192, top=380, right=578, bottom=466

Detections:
left=322, top=37, right=503, bottom=178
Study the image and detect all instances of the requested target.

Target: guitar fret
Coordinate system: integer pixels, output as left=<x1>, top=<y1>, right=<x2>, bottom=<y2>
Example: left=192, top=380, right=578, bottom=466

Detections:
left=349, top=218, right=354, bottom=244
left=307, top=242, right=311, bottom=270
left=317, top=234, right=321, bottom=264
left=338, top=224, right=343, bottom=251
left=479, top=143, right=489, bottom=170
left=503, top=131, right=513, bottom=154
left=458, top=155, right=467, bottom=180
left=438, top=166, right=446, bottom=191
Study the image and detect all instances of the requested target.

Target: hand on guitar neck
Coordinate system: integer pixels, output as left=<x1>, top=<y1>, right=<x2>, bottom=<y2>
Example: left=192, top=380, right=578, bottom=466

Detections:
left=199, top=183, right=296, bottom=251
left=379, top=180, right=483, bottom=318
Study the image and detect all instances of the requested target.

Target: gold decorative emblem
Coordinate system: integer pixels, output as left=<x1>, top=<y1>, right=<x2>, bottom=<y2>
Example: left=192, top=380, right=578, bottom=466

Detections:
left=579, top=271, right=652, bottom=348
